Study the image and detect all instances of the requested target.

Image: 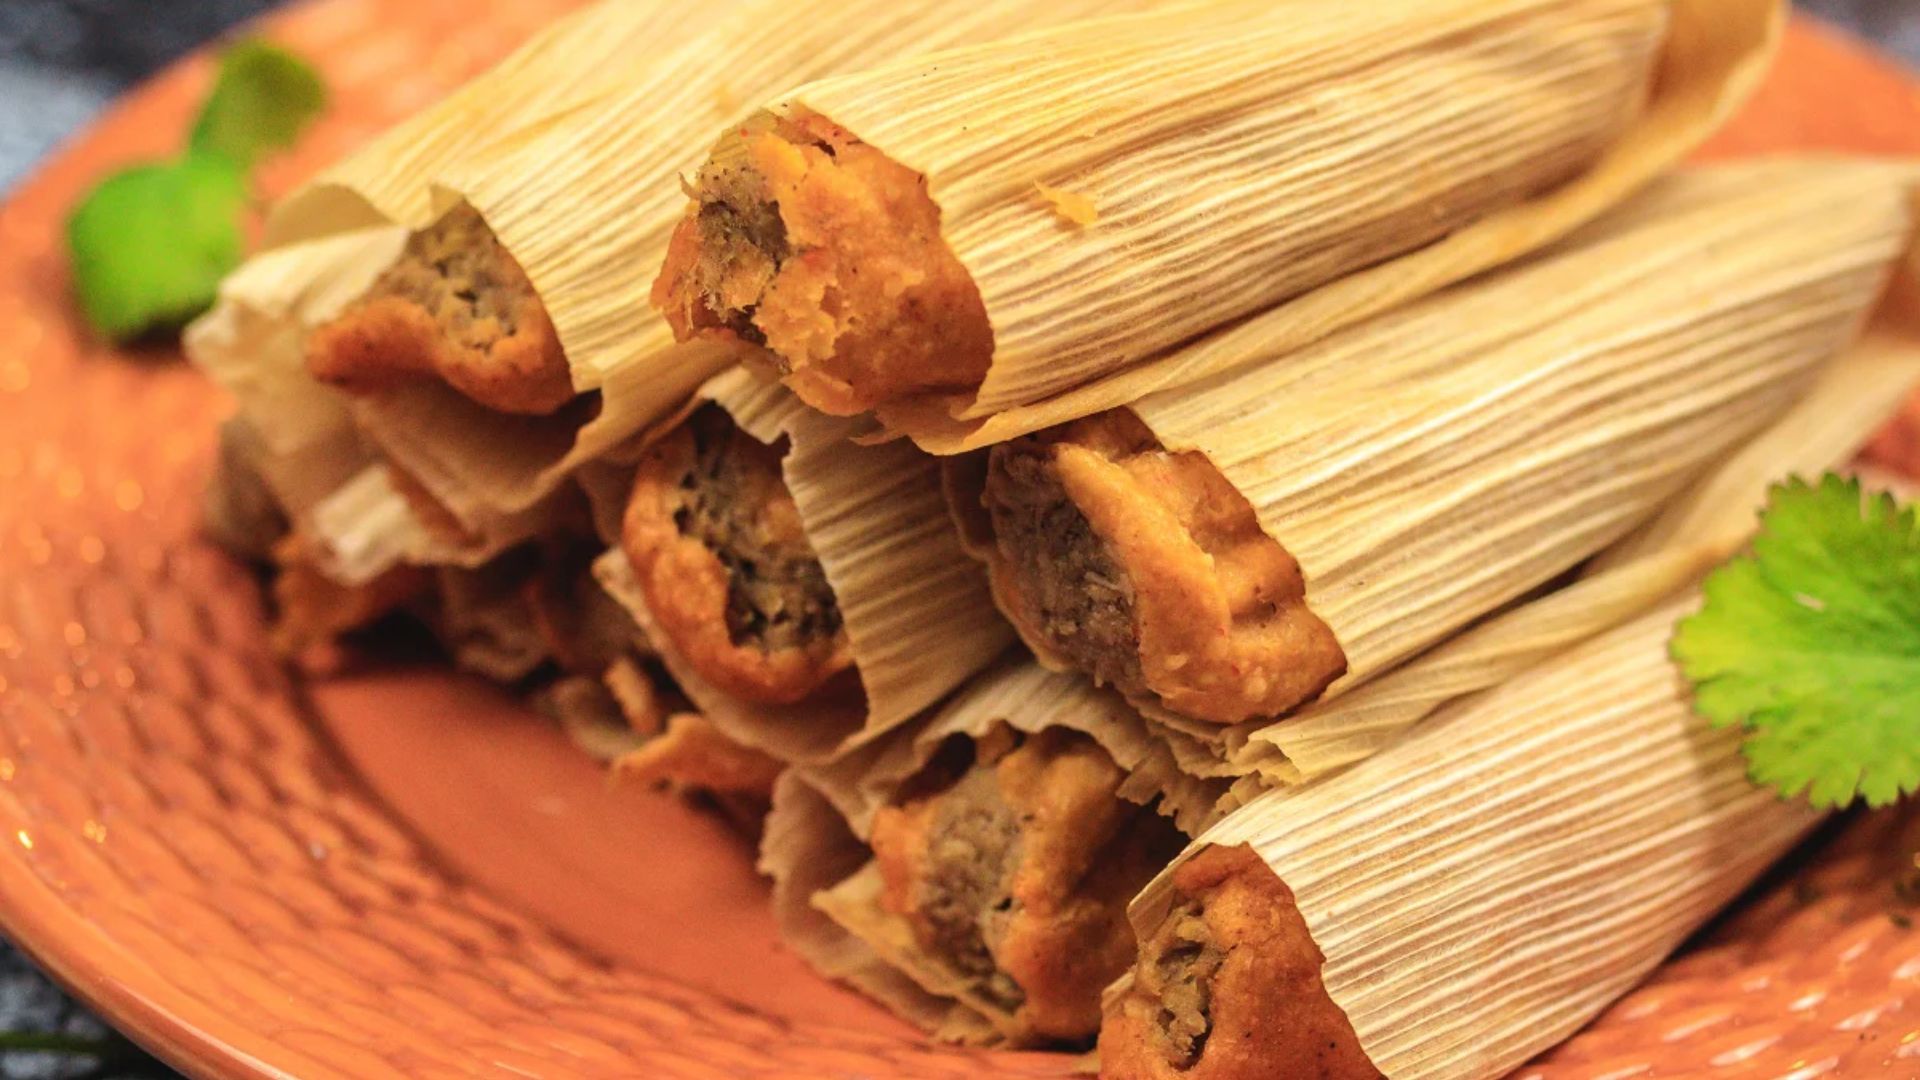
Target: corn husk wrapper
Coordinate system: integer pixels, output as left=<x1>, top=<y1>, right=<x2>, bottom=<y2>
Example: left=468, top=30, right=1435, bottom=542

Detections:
left=193, top=0, right=729, bottom=572
left=591, top=368, right=1012, bottom=765
left=1228, top=329, right=1920, bottom=798
left=842, top=0, right=1781, bottom=451
left=759, top=655, right=1220, bottom=1046
left=1047, top=161, right=1916, bottom=784
left=1124, top=597, right=1824, bottom=1079
left=263, top=0, right=731, bottom=245
left=321, top=0, right=1176, bottom=548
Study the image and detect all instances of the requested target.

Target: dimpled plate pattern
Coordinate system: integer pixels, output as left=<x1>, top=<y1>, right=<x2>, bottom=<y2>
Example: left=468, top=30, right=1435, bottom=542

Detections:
left=0, top=3, right=1917, bottom=1078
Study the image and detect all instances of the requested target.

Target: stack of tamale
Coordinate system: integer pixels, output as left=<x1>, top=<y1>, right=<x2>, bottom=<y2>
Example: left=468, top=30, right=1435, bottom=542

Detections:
left=189, top=0, right=1920, bottom=1073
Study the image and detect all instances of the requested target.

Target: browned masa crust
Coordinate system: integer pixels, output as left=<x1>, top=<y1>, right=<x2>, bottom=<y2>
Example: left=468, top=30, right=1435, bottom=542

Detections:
left=653, top=110, right=992, bottom=416
left=1101, top=844, right=1382, bottom=1080
left=869, top=729, right=1181, bottom=1044
left=982, top=411, right=1344, bottom=726
left=620, top=404, right=852, bottom=706
left=306, top=203, right=574, bottom=415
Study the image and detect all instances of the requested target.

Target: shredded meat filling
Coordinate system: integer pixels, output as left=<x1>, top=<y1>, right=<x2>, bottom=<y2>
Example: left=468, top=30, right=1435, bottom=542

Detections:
left=622, top=404, right=852, bottom=705
left=653, top=110, right=993, bottom=416
left=982, top=411, right=1346, bottom=726
left=306, top=203, right=574, bottom=415
left=1149, top=903, right=1225, bottom=1070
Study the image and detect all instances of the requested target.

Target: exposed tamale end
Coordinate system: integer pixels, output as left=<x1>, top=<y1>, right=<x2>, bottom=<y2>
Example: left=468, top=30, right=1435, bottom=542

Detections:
left=619, top=402, right=853, bottom=706
left=654, top=110, right=993, bottom=416
left=797, top=723, right=1184, bottom=1047
left=593, top=369, right=1009, bottom=766
left=979, top=412, right=1343, bottom=726
left=759, top=653, right=1220, bottom=1046
left=1100, top=845, right=1380, bottom=1080
left=860, top=727, right=1183, bottom=1045
left=306, top=204, right=574, bottom=416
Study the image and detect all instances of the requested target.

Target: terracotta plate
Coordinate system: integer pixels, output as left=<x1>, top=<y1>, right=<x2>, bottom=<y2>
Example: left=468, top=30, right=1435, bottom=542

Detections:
left=0, top=4, right=1918, bottom=1077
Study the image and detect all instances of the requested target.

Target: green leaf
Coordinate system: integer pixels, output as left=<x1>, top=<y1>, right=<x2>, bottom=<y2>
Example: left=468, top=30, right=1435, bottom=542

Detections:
left=190, top=40, right=326, bottom=172
left=1672, top=474, right=1920, bottom=809
left=65, top=153, right=248, bottom=341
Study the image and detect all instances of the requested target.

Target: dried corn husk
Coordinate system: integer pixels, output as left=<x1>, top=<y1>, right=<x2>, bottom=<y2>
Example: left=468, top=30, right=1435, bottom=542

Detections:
left=814, top=0, right=1782, bottom=450
left=1237, top=328, right=1920, bottom=793
left=592, top=368, right=1012, bottom=765
left=263, top=0, right=731, bottom=244
left=968, top=161, right=1916, bottom=787
left=760, top=655, right=1219, bottom=1046
left=1123, top=597, right=1824, bottom=1079
left=297, top=0, right=1176, bottom=548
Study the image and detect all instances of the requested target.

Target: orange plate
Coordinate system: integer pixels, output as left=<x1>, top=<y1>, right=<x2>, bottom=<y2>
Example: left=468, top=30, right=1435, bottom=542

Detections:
left=0, top=5, right=1917, bottom=1077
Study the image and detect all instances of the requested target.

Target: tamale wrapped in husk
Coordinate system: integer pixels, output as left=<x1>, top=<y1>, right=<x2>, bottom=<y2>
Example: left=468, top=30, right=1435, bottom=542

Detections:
left=189, top=226, right=590, bottom=580
left=273, top=0, right=1181, bottom=556
left=1102, top=596, right=1824, bottom=1080
left=654, top=0, right=1780, bottom=448
left=956, top=161, right=1919, bottom=764
left=759, top=656, right=1216, bottom=1047
left=591, top=368, right=1011, bottom=765
left=1241, top=329, right=1920, bottom=793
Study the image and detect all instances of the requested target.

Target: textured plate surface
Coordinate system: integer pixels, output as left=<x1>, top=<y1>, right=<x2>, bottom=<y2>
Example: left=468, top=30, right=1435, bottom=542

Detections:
left=0, top=3, right=1917, bottom=1077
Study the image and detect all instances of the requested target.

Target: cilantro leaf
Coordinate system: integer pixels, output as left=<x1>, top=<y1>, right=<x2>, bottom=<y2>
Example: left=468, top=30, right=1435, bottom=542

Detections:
left=1672, top=474, right=1920, bottom=808
left=64, top=38, right=324, bottom=342
left=190, top=41, right=327, bottom=172
left=66, top=154, right=248, bottom=341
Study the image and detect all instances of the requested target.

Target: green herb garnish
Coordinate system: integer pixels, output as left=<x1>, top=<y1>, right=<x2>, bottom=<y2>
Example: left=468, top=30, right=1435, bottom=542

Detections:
left=66, top=40, right=324, bottom=342
left=1672, top=474, right=1920, bottom=809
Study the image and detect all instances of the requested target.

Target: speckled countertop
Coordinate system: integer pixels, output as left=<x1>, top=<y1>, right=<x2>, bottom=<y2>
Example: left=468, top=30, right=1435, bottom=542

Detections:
left=0, top=1, right=1914, bottom=1076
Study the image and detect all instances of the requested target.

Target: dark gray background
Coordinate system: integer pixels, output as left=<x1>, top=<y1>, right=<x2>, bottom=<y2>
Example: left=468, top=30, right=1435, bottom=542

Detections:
left=0, top=0, right=1913, bottom=1076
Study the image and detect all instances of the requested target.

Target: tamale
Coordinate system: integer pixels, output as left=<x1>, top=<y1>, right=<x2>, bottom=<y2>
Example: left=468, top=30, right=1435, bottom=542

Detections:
left=272, top=0, right=1183, bottom=556
left=594, top=368, right=1011, bottom=764
left=654, top=0, right=1779, bottom=445
left=760, top=658, right=1206, bottom=1047
left=1102, top=598, right=1824, bottom=1079
left=1246, top=331, right=1920, bottom=790
left=958, top=162, right=1916, bottom=734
